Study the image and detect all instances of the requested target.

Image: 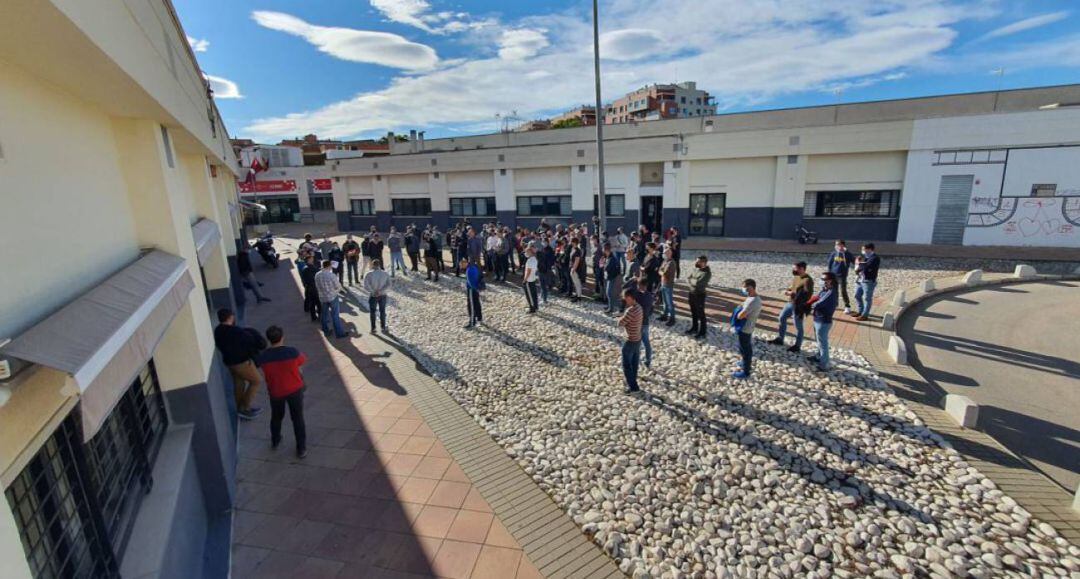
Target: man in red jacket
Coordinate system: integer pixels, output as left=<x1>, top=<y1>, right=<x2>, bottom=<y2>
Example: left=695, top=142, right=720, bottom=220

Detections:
left=256, top=325, right=308, bottom=458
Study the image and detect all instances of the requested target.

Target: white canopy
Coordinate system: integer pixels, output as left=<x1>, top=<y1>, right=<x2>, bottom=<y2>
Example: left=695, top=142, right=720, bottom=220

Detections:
left=1, top=250, right=194, bottom=440
left=191, top=218, right=222, bottom=264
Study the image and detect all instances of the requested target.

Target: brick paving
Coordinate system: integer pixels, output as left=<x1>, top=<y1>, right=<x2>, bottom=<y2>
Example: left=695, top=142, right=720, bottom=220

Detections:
left=681, top=236, right=1080, bottom=262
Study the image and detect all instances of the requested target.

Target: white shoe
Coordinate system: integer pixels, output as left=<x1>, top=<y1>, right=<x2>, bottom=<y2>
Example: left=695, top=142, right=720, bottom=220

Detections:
left=843, top=307, right=851, bottom=315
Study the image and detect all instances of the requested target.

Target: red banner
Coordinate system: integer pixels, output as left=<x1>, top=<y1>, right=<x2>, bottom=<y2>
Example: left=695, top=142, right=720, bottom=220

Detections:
left=311, top=178, right=333, bottom=191
left=238, top=179, right=297, bottom=194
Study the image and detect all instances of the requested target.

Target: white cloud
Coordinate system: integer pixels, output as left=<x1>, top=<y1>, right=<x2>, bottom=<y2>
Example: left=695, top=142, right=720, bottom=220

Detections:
left=242, top=0, right=1077, bottom=140
left=599, top=29, right=665, bottom=61
left=977, top=11, right=1070, bottom=42
left=205, top=74, right=242, bottom=99
left=498, top=29, right=549, bottom=60
left=187, top=36, right=210, bottom=52
left=252, top=10, right=438, bottom=71
left=369, top=0, right=483, bottom=35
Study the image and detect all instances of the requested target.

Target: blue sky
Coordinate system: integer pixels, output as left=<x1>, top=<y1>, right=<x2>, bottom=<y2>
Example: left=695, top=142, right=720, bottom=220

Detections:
left=175, top=0, right=1080, bottom=142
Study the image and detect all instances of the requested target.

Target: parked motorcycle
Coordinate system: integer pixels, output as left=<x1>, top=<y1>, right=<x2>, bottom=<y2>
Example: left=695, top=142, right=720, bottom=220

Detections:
left=252, top=232, right=279, bottom=268
left=795, top=223, right=819, bottom=245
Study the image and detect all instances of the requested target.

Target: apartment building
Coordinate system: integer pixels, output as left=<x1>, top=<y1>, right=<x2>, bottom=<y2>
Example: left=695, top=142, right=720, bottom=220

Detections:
left=551, top=106, right=598, bottom=127
left=0, top=1, right=244, bottom=577
left=243, top=85, right=1080, bottom=248
left=606, top=81, right=717, bottom=125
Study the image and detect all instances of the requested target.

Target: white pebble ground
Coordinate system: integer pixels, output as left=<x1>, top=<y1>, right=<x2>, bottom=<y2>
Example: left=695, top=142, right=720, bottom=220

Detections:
left=363, top=271, right=1078, bottom=578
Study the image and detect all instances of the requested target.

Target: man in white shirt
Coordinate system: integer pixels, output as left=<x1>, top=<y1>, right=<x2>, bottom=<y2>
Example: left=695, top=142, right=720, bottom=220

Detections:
left=732, top=278, right=763, bottom=379
left=523, top=246, right=539, bottom=313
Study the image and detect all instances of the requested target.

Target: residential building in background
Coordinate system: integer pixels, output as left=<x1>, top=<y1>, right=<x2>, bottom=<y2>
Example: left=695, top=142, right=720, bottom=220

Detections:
left=551, top=106, right=597, bottom=127
left=515, top=119, right=553, bottom=132
left=238, top=85, right=1080, bottom=248
left=606, top=82, right=717, bottom=124
left=0, top=1, right=243, bottom=578
left=279, top=133, right=390, bottom=165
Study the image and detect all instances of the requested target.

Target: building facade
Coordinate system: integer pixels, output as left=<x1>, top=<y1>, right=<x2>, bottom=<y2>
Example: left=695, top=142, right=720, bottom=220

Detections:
left=606, top=82, right=717, bottom=125
left=0, top=1, right=245, bottom=577
left=242, top=85, right=1080, bottom=248
left=551, top=106, right=597, bottom=127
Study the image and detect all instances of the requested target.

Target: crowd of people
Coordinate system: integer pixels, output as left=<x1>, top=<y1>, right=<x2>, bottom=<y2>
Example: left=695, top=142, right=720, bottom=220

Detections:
left=219, top=221, right=884, bottom=452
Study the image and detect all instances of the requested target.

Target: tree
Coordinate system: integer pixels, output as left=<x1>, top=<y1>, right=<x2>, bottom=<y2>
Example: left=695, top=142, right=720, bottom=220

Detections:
left=551, top=118, right=585, bottom=129
left=377, top=135, right=410, bottom=144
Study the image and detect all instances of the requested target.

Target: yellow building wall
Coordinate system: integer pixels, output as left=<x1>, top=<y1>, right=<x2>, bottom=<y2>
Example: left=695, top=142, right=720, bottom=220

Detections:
left=805, top=152, right=907, bottom=189
left=688, top=157, right=778, bottom=208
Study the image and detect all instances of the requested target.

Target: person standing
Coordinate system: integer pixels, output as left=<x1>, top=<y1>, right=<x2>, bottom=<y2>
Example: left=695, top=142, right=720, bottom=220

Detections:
left=591, top=235, right=605, bottom=303
left=318, top=235, right=335, bottom=267
left=364, top=258, right=391, bottom=333
left=769, top=261, right=814, bottom=352
left=522, top=247, right=540, bottom=314
left=315, top=260, right=350, bottom=339
left=613, top=227, right=629, bottom=270
left=539, top=236, right=555, bottom=303
left=432, top=227, right=446, bottom=274
left=635, top=279, right=655, bottom=369
left=213, top=308, right=264, bottom=420
left=569, top=237, right=584, bottom=301
left=657, top=247, right=677, bottom=326
left=603, top=244, right=622, bottom=314
left=731, top=279, right=763, bottom=379
left=853, top=243, right=880, bottom=321
left=365, top=233, right=384, bottom=278
left=387, top=227, right=407, bottom=277
left=617, top=289, right=643, bottom=394
left=668, top=227, right=682, bottom=279
left=300, top=254, right=320, bottom=322
left=424, top=233, right=441, bottom=281
left=466, top=226, right=483, bottom=266
left=328, top=242, right=345, bottom=285
left=463, top=258, right=483, bottom=328
left=641, top=242, right=661, bottom=292
left=256, top=325, right=307, bottom=458
left=237, top=249, right=271, bottom=303
left=685, top=255, right=711, bottom=339
left=342, top=234, right=361, bottom=285
left=808, top=272, right=839, bottom=371
left=826, top=239, right=855, bottom=314
left=405, top=226, right=421, bottom=272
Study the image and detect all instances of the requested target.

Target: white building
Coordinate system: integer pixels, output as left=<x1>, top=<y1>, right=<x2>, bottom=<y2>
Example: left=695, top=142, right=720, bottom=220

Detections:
left=240, top=85, right=1080, bottom=248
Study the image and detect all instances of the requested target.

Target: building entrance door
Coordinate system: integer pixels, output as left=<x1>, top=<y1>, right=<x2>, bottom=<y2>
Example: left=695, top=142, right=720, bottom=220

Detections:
left=641, top=196, right=663, bottom=234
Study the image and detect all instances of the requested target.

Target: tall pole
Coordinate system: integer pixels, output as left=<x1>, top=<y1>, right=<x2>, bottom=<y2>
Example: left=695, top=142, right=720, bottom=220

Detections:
left=592, top=0, right=607, bottom=235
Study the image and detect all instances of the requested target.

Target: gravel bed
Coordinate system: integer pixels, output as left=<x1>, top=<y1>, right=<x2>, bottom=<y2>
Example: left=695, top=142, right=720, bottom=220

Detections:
left=679, top=251, right=1078, bottom=298
left=375, top=274, right=1078, bottom=578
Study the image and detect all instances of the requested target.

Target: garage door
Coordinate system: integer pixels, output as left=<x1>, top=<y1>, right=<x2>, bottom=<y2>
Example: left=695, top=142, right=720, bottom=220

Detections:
left=932, top=175, right=973, bottom=245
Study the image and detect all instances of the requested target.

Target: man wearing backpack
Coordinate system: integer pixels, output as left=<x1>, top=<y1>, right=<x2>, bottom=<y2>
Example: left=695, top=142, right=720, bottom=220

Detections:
left=769, top=261, right=814, bottom=352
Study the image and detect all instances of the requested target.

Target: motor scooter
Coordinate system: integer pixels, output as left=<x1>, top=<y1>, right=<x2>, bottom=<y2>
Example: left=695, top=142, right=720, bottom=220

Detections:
left=252, top=232, right=279, bottom=268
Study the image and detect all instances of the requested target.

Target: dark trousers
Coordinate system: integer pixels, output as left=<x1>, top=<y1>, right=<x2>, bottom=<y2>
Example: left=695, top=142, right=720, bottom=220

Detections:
left=270, top=389, right=306, bottom=451
left=838, top=275, right=851, bottom=308
left=304, top=285, right=320, bottom=321
left=335, top=267, right=343, bottom=285
left=688, top=292, right=707, bottom=335
left=524, top=281, right=539, bottom=312
left=369, top=295, right=387, bottom=330
left=737, top=331, right=753, bottom=374
left=408, top=251, right=420, bottom=271
left=466, top=288, right=483, bottom=324
left=347, top=260, right=359, bottom=284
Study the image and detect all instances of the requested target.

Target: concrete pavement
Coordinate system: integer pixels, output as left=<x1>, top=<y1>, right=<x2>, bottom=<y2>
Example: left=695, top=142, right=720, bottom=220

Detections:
left=900, top=280, right=1080, bottom=492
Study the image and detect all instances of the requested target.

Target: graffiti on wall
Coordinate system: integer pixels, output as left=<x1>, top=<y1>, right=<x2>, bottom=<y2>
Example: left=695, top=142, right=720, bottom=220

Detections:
left=967, top=195, right=1079, bottom=241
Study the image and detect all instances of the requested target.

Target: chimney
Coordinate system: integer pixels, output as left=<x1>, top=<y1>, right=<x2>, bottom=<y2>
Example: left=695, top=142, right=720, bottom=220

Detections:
left=409, top=129, right=418, bottom=152
left=418, top=131, right=425, bottom=152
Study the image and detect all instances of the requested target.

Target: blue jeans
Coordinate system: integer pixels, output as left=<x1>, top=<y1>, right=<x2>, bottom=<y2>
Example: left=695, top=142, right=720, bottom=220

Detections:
left=814, top=321, right=832, bottom=369
left=660, top=285, right=675, bottom=320
left=737, top=330, right=753, bottom=374
left=615, top=251, right=626, bottom=271
left=641, top=324, right=652, bottom=367
left=855, top=280, right=877, bottom=317
left=621, top=340, right=641, bottom=391
left=321, top=298, right=348, bottom=338
left=777, top=302, right=805, bottom=348
left=605, top=279, right=618, bottom=312
left=389, top=251, right=407, bottom=276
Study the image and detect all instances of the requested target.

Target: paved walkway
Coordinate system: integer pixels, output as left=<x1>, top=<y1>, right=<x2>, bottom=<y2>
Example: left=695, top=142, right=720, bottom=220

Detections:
left=231, top=261, right=556, bottom=578
left=680, top=236, right=1080, bottom=262
left=901, top=280, right=1080, bottom=492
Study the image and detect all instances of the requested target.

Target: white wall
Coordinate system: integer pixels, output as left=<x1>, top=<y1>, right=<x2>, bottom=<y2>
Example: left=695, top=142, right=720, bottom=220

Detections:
left=514, top=167, right=571, bottom=193
left=447, top=170, right=495, bottom=194
left=805, top=152, right=906, bottom=190
left=1002, top=146, right=1080, bottom=196
left=688, top=157, right=777, bottom=208
left=347, top=176, right=374, bottom=197
left=389, top=173, right=429, bottom=196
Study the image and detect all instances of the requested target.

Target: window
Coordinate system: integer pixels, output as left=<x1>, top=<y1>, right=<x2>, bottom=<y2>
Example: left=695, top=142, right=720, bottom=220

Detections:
left=516, top=195, right=571, bottom=216
left=309, top=194, right=334, bottom=211
left=160, top=125, right=174, bottom=168
left=787, top=155, right=798, bottom=164
left=1031, top=184, right=1057, bottom=197
left=391, top=198, right=431, bottom=216
left=689, top=193, right=726, bottom=236
left=592, top=194, right=625, bottom=217
left=680, top=96, right=686, bottom=103
left=450, top=197, right=496, bottom=217
left=350, top=199, right=374, bottom=216
left=5, top=362, right=168, bottom=578
left=806, top=190, right=900, bottom=218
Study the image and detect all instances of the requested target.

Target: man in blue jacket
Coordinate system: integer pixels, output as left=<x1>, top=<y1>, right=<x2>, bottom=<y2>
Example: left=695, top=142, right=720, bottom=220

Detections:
left=463, top=258, right=483, bottom=328
left=826, top=239, right=855, bottom=315
left=809, top=272, right=839, bottom=371
left=853, top=243, right=881, bottom=321
left=603, top=243, right=622, bottom=314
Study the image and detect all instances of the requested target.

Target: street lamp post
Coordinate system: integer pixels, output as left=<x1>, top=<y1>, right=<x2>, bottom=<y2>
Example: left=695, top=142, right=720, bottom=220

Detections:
left=592, top=0, right=607, bottom=235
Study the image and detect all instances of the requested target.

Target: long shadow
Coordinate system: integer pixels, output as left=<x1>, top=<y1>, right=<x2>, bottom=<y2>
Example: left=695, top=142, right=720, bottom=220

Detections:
left=977, top=405, right=1080, bottom=492
left=910, top=330, right=1080, bottom=378
left=232, top=252, right=438, bottom=577
left=638, top=391, right=933, bottom=523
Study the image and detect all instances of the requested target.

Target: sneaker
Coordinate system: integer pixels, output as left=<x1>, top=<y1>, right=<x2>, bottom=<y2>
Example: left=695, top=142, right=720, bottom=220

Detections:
left=732, top=370, right=750, bottom=379
left=371, top=327, right=377, bottom=334
left=843, top=307, right=852, bottom=315
left=382, top=326, right=388, bottom=333
left=238, top=407, right=262, bottom=421
left=786, top=345, right=801, bottom=353
left=463, top=323, right=475, bottom=329
left=684, top=327, right=698, bottom=335
left=807, top=355, right=820, bottom=364
left=624, top=387, right=640, bottom=395
left=767, top=337, right=784, bottom=345
left=297, top=448, right=308, bottom=459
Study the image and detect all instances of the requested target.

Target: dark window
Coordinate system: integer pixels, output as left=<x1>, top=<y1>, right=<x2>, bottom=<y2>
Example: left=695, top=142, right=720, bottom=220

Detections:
left=810, top=190, right=900, bottom=218
left=243, top=197, right=299, bottom=225
left=592, top=194, right=626, bottom=217
left=450, top=197, right=496, bottom=217
left=5, top=361, right=168, bottom=578
left=689, top=193, right=726, bottom=236
left=516, top=195, right=571, bottom=216
left=160, top=125, right=174, bottom=168
left=309, top=194, right=334, bottom=211
left=391, top=198, right=431, bottom=216
left=1031, top=184, right=1056, bottom=197
left=350, top=199, right=374, bottom=216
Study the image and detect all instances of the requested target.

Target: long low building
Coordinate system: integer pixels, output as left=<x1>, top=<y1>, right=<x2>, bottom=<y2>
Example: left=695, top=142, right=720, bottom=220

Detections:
left=243, top=85, right=1080, bottom=248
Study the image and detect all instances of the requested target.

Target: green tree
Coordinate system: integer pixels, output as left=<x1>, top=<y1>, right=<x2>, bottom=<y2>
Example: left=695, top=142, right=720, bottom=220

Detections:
left=551, top=118, right=585, bottom=129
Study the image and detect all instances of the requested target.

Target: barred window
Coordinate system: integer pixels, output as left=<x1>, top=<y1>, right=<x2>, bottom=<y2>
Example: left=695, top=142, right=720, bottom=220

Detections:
left=450, top=197, right=496, bottom=217
left=350, top=199, right=374, bottom=216
left=391, top=198, right=431, bottom=216
left=309, top=194, right=334, bottom=211
left=516, top=195, right=571, bottom=216
left=807, top=190, right=900, bottom=218
left=5, top=361, right=168, bottom=577
left=592, top=194, right=626, bottom=217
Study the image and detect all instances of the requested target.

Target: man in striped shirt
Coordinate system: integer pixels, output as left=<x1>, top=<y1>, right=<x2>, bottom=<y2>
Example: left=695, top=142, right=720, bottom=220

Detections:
left=618, top=289, right=643, bottom=394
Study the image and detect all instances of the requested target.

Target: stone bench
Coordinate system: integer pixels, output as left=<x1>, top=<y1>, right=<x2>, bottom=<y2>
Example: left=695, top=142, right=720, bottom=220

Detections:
left=887, top=335, right=907, bottom=365
left=1013, top=264, right=1036, bottom=279
left=944, top=394, right=979, bottom=428
left=963, top=269, right=983, bottom=286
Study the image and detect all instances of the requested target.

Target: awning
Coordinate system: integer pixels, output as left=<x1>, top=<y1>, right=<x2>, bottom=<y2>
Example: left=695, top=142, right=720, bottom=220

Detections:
left=191, top=218, right=222, bottom=264
left=0, top=250, right=194, bottom=441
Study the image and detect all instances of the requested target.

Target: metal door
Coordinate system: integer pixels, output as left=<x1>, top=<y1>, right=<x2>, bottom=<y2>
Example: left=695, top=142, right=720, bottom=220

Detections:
left=932, top=175, right=973, bottom=245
